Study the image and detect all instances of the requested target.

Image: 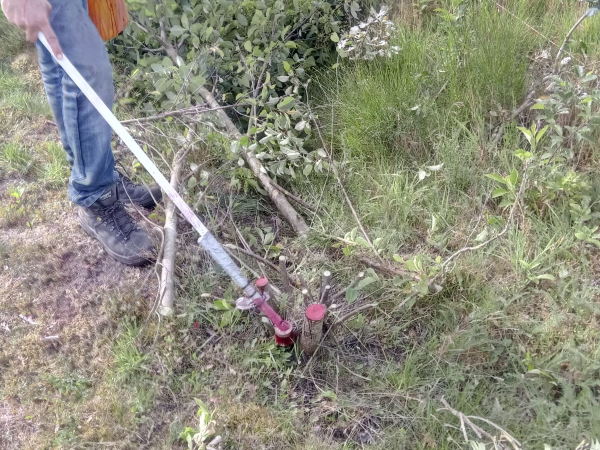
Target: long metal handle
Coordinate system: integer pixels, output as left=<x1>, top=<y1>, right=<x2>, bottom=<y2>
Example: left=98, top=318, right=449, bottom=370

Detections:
left=38, top=32, right=257, bottom=299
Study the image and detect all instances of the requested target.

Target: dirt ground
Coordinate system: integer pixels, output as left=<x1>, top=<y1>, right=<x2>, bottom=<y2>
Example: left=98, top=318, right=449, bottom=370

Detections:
left=0, top=170, right=159, bottom=448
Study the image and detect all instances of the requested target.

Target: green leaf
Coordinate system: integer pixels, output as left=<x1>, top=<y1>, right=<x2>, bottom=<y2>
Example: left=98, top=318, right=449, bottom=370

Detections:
left=239, top=136, right=250, bottom=147
left=485, top=173, right=507, bottom=184
left=517, top=126, right=534, bottom=147
left=236, top=13, right=248, bottom=27
left=283, top=60, right=292, bottom=73
left=491, top=187, right=510, bottom=198
left=533, top=273, right=555, bottom=281
left=330, top=32, right=340, bottom=43
left=346, top=287, right=359, bottom=303
left=303, top=164, right=313, bottom=176
left=509, top=168, right=519, bottom=187
left=170, top=25, right=186, bottom=37
left=213, top=299, right=233, bottom=311
left=514, top=149, right=533, bottom=161
left=535, top=125, right=549, bottom=144
left=277, top=96, right=296, bottom=111
left=355, top=276, right=377, bottom=291
left=474, top=229, right=489, bottom=242
left=244, top=41, right=253, bottom=52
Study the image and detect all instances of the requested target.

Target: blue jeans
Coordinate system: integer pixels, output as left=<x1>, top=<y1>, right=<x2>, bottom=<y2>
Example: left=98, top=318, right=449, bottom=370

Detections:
left=36, top=0, right=117, bottom=207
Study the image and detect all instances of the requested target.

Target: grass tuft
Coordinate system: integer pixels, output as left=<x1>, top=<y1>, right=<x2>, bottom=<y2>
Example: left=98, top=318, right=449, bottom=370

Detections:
left=0, top=141, right=34, bottom=176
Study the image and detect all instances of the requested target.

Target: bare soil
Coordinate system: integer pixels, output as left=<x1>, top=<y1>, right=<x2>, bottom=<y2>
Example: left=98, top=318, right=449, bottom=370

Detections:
left=0, top=178, right=158, bottom=449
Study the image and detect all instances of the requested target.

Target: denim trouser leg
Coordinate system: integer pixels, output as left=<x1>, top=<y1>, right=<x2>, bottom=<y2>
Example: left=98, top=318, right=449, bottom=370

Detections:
left=36, top=0, right=117, bottom=207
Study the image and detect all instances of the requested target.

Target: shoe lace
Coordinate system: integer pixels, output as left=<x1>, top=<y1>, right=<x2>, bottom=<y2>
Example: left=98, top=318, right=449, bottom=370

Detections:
left=101, top=202, right=138, bottom=240
left=119, top=173, right=137, bottom=192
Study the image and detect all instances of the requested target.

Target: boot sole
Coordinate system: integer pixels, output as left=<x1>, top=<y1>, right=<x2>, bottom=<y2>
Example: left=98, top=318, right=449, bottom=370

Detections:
left=78, top=208, right=153, bottom=267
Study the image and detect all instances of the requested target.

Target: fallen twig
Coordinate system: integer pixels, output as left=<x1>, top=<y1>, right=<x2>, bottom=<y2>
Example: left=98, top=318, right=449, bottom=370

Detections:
left=223, top=244, right=300, bottom=289
left=121, top=104, right=240, bottom=125
left=331, top=303, right=378, bottom=328
left=270, top=180, right=317, bottom=212
left=436, top=162, right=530, bottom=279
left=358, top=255, right=420, bottom=281
left=311, top=115, right=379, bottom=258
left=18, top=315, right=38, bottom=326
left=438, top=397, right=522, bottom=449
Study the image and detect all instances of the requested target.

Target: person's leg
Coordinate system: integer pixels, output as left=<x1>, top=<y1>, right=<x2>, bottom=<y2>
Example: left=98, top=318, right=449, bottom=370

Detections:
left=36, top=0, right=116, bottom=207
left=36, top=51, right=74, bottom=166
left=35, top=0, right=161, bottom=265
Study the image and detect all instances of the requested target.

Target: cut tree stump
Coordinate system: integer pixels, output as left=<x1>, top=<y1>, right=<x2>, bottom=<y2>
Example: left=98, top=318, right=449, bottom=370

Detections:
left=300, top=303, right=327, bottom=356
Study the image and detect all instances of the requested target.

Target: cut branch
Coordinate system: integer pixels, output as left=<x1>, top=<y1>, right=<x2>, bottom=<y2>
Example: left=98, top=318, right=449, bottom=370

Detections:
left=198, top=87, right=309, bottom=235
left=331, top=303, right=378, bottom=329
left=159, top=147, right=189, bottom=316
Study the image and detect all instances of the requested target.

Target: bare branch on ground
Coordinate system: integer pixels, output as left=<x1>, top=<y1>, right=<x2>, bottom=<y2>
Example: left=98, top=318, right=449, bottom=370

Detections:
left=158, top=147, right=190, bottom=316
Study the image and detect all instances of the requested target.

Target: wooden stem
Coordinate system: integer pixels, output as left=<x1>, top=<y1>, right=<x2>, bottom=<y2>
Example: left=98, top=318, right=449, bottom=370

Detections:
left=159, top=147, right=188, bottom=316
left=320, top=285, right=331, bottom=305
left=319, top=270, right=332, bottom=300
left=300, top=303, right=327, bottom=356
left=279, top=255, right=293, bottom=294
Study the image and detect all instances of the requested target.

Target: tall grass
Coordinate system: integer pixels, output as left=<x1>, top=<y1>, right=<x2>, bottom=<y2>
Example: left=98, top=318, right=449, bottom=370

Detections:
left=297, top=1, right=600, bottom=447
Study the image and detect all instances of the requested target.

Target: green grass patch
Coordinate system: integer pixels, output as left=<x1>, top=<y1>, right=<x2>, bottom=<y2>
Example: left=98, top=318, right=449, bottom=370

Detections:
left=0, top=63, right=50, bottom=118
left=0, top=141, right=34, bottom=176
left=38, top=141, right=69, bottom=186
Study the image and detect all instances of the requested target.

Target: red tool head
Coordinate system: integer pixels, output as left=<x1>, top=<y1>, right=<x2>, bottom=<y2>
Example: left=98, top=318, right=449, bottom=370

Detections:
left=274, top=320, right=295, bottom=347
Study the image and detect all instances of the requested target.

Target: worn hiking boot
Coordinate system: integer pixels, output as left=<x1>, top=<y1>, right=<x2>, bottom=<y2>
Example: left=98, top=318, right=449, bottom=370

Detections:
left=116, top=171, right=162, bottom=209
left=78, top=185, right=155, bottom=266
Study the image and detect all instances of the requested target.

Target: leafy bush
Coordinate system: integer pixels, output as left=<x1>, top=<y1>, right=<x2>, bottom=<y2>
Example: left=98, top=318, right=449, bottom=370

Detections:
left=110, top=0, right=377, bottom=178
